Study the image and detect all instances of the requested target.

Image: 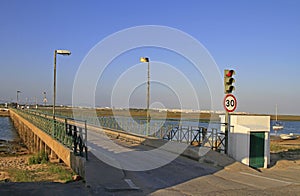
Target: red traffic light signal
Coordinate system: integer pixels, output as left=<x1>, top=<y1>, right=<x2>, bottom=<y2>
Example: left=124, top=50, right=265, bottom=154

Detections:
left=224, top=69, right=236, bottom=94
left=226, top=70, right=235, bottom=77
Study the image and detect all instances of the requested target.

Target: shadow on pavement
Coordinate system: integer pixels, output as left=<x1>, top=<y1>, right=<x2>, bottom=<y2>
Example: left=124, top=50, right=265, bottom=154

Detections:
left=0, top=181, right=88, bottom=196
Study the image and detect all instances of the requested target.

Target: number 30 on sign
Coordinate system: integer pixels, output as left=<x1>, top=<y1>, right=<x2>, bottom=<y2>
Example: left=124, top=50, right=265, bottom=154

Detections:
left=224, top=94, right=237, bottom=112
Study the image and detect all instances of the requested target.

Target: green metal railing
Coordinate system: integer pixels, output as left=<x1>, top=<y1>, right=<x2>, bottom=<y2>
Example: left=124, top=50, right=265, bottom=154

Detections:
left=88, top=116, right=225, bottom=151
left=16, top=108, right=224, bottom=152
left=11, top=108, right=88, bottom=159
left=71, top=114, right=177, bottom=136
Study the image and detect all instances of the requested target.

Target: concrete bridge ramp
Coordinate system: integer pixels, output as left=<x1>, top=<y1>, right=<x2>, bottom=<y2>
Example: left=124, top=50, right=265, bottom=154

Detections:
left=83, top=127, right=241, bottom=194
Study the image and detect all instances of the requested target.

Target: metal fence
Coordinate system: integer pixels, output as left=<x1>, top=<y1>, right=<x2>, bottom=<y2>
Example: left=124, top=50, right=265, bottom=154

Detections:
left=154, top=125, right=225, bottom=152
left=18, top=108, right=225, bottom=152
left=11, top=108, right=88, bottom=159
left=78, top=115, right=225, bottom=152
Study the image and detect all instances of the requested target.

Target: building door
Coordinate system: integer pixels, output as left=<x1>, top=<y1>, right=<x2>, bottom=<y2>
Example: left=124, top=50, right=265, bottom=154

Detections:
left=249, top=132, right=265, bottom=168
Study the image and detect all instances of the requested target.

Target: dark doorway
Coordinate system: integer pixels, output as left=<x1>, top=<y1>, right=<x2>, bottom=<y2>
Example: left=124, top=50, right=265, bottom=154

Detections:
left=249, top=132, right=265, bottom=168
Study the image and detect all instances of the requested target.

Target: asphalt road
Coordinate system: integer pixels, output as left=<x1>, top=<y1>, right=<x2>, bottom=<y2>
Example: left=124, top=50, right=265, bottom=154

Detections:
left=85, top=129, right=300, bottom=195
left=1, top=128, right=299, bottom=195
left=85, top=129, right=220, bottom=195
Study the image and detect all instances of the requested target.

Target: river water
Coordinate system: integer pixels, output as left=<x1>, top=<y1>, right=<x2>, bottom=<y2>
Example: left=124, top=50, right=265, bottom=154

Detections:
left=1, top=116, right=300, bottom=141
left=271, top=120, right=300, bottom=135
left=0, top=117, right=19, bottom=141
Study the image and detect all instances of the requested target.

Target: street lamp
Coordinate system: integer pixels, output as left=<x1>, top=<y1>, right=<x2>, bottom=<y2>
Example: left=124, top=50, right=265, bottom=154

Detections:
left=16, top=90, right=21, bottom=108
left=140, top=57, right=150, bottom=136
left=53, top=49, right=71, bottom=120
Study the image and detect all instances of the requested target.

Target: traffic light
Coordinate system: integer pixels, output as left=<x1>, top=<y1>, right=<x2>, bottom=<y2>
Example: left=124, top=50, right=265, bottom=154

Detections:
left=224, top=69, right=235, bottom=94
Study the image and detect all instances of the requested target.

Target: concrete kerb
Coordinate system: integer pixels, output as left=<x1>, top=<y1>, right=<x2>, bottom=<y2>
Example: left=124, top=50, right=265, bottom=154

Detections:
left=86, top=124, right=236, bottom=168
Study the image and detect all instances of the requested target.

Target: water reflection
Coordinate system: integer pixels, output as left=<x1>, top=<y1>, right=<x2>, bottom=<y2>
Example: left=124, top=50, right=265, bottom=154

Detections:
left=0, top=117, right=19, bottom=141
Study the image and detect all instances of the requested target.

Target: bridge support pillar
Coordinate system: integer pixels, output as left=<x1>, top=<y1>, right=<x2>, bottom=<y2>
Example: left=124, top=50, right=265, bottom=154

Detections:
left=45, top=145, right=51, bottom=158
left=50, top=149, right=59, bottom=160
left=39, top=140, right=45, bottom=153
left=33, top=134, right=37, bottom=152
left=28, top=131, right=33, bottom=152
left=36, top=136, right=40, bottom=152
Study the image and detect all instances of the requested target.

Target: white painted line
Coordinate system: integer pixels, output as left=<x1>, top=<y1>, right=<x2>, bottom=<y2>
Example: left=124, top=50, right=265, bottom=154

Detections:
left=124, top=179, right=139, bottom=189
left=240, top=172, right=294, bottom=184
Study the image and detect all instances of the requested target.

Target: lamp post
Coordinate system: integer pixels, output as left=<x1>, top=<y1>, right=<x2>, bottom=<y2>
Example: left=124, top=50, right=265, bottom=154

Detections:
left=53, top=49, right=71, bottom=121
left=16, top=90, right=21, bottom=108
left=140, top=57, right=150, bottom=136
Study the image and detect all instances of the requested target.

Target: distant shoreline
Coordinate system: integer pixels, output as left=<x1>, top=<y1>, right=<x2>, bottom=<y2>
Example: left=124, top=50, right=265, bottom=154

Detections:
left=270, top=114, right=300, bottom=121
left=2, top=107, right=300, bottom=121
left=236, top=113, right=300, bottom=121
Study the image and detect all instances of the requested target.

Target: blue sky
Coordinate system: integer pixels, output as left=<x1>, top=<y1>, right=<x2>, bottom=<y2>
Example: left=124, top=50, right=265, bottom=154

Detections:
left=0, top=1, right=299, bottom=115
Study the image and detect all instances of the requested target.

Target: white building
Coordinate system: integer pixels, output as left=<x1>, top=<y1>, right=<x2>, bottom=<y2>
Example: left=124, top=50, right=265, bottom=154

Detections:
left=220, top=115, right=270, bottom=168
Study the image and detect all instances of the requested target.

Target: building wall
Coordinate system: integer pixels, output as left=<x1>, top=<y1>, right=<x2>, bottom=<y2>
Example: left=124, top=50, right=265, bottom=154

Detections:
left=221, top=115, right=270, bottom=168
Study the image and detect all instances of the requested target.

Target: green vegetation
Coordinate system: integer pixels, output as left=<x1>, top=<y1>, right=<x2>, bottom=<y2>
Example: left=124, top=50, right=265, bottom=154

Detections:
left=18, top=152, right=74, bottom=182
left=270, top=143, right=286, bottom=152
left=7, top=163, right=75, bottom=182
left=270, top=142, right=300, bottom=153
left=49, top=164, right=74, bottom=182
left=6, top=152, right=75, bottom=182
left=28, top=151, right=49, bottom=164
left=8, top=168, right=35, bottom=182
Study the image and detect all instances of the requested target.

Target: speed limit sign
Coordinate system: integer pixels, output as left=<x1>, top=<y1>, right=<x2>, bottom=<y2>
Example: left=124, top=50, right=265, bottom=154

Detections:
left=224, top=94, right=237, bottom=112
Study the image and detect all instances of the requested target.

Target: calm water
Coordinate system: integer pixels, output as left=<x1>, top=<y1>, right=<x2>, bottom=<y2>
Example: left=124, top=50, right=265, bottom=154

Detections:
left=270, top=120, right=300, bottom=135
left=0, top=117, right=19, bottom=141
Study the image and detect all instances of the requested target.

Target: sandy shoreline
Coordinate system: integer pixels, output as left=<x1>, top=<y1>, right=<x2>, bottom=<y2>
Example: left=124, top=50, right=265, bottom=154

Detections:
left=0, top=139, right=28, bottom=156
left=0, top=140, right=30, bottom=182
left=0, top=139, right=76, bottom=183
left=269, top=136, right=300, bottom=168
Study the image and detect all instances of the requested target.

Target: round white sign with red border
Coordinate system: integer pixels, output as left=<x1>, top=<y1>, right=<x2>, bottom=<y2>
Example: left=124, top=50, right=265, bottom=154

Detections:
left=224, top=94, right=237, bottom=112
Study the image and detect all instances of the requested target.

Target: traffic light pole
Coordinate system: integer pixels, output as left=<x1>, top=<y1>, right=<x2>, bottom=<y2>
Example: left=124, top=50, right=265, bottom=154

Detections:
left=225, top=111, right=229, bottom=154
left=223, top=69, right=236, bottom=155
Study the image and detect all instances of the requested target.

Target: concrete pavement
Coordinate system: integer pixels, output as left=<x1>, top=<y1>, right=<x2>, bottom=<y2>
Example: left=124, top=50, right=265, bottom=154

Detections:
left=84, top=128, right=300, bottom=195
left=149, top=162, right=300, bottom=195
left=1, top=127, right=299, bottom=195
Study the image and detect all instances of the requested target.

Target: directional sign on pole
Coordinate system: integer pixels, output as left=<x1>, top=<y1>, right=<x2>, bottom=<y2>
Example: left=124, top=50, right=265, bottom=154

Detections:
left=224, top=94, right=237, bottom=112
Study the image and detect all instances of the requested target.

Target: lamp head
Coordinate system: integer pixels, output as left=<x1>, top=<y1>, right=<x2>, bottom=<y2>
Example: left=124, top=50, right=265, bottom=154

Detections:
left=140, top=57, right=149, bottom=62
left=56, top=50, right=71, bottom=55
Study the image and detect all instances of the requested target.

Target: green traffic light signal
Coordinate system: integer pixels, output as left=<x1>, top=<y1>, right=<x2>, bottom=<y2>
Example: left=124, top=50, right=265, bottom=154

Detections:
left=224, top=69, right=235, bottom=94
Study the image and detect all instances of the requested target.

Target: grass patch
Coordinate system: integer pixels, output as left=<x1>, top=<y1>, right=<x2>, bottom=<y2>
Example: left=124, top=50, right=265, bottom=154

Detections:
left=270, top=143, right=287, bottom=152
left=270, top=142, right=300, bottom=153
left=28, top=151, right=49, bottom=164
left=8, top=168, right=35, bottom=182
left=7, top=163, right=75, bottom=182
left=4, top=152, right=75, bottom=182
left=48, top=164, right=74, bottom=182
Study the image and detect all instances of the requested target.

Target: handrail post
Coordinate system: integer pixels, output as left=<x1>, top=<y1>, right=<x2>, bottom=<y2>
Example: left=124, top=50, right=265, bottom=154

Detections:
left=85, top=120, right=88, bottom=160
